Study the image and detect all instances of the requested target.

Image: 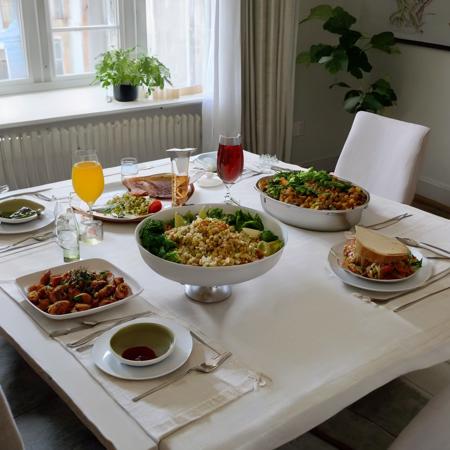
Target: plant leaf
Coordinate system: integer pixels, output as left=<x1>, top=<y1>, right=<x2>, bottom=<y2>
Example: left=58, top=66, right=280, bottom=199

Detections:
left=324, top=48, right=348, bottom=74
left=347, top=46, right=372, bottom=78
left=296, top=51, right=311, bottom=64
left=323, top=7, right=356, bottom=35
left=299, top=5, right=334, bottom=24
left=344, top=93, right=363, bottom=113
left=360, top=93, right=384, bottom=113
left=329, top=82, right=351, bottom=89
left=339, top=30, right=362, bottom=48
left=370, top=32, right=398, bottom=53
left=309, top=44, right=334, bottom=62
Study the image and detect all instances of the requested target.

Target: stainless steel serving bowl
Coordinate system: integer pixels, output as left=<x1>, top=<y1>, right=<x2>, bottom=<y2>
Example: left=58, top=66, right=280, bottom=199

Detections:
left=255, top=175, right=370, bottom=232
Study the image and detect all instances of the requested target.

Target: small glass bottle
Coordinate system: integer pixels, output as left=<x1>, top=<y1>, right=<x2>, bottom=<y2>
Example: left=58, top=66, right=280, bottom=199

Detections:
left=54, top=198, right=80, bottom=262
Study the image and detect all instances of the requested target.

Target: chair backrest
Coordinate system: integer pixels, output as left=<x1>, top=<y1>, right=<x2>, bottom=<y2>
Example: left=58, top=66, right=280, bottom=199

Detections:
left=334, top=111, right=430, bottom=204
left=389, top=384, right=450, bottom=450
left=0, top=386, right=24, bottom=450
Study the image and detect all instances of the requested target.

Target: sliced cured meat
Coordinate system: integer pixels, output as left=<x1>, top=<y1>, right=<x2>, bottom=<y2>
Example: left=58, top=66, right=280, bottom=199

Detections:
left=123, top=173, right=172, bottom=199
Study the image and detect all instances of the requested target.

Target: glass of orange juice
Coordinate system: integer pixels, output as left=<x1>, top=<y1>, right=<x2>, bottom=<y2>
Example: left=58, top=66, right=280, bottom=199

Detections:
left=72, top=149, right=104, bottom=242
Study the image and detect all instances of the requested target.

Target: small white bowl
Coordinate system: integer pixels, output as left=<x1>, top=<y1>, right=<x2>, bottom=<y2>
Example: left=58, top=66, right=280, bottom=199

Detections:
left=109, top=322, right=176, bottom=367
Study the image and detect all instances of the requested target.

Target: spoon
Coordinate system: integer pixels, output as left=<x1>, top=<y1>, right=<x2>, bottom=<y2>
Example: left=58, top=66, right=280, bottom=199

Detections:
left=132, top=351, right=232, bottom=401
left=396, top=237, right=450, bottom=256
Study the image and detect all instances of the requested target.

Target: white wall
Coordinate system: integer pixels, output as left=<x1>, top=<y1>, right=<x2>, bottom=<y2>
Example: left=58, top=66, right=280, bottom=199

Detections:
left=292, top=1, right=450, bottom=206
left=370, top=44, right=450, bottom=206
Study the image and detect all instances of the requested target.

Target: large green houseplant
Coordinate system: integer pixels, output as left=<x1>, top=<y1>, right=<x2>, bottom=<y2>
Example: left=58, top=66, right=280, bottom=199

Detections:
left=94, top=48, right=171, bottom=102
left=297, top=5, right=399, bottom=114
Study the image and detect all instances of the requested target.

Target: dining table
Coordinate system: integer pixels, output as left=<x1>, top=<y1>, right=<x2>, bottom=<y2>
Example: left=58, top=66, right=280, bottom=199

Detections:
left=0, top=151, right=450, bottom=450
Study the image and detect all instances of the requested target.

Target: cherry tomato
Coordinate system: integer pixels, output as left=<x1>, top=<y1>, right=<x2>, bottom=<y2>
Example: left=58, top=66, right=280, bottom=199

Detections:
left=148, top=200, right=163, bottom=214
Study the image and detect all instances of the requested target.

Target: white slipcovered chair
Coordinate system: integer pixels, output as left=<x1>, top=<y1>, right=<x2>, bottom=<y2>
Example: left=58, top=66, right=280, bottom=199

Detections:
left=389, top=384, right=450, bottom=450
left=0, top=386, right=24, bottom=450
left=334, top=111, right=430, bottom=204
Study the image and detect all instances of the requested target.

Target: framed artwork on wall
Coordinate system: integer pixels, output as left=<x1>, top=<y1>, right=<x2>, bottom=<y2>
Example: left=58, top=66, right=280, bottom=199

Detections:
left=361, top=1, right=450, bottom=50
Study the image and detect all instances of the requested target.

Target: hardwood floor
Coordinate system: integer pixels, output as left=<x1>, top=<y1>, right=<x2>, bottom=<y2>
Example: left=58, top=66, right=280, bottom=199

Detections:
left=1, top=199, right=447, bottom=450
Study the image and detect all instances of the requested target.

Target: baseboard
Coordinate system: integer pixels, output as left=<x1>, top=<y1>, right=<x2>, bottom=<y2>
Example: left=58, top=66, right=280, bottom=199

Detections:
left=296, top=155, right=339, bottom=172
left=416, top=176, right=450, bottom=207
left=414, top=194, right=450, bottom=214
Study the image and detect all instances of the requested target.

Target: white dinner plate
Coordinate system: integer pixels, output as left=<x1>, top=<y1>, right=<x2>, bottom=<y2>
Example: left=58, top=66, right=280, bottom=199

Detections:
left=15, top=258, right=143, bottom=320
left=92, top=317, right=193, bottom=380
left=0, top=199, right=54, bottom=235
left=328, top=242, right=432, bottom=293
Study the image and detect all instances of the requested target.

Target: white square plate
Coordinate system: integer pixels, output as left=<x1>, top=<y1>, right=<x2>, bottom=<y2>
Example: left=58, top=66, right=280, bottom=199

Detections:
left=15, top=258, right=143, bottom=320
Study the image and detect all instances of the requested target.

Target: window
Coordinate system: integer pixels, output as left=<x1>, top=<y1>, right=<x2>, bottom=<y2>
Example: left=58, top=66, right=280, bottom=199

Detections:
left=48, top=0, right=119, bottom=76
left=0, top=0, right=28, bottom=81
left=146, top=0, right=210, bottom=89
left=0, top=0, right=209, bottom=95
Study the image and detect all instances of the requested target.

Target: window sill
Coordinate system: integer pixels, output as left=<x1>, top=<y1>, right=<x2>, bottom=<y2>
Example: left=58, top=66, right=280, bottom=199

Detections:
left=0, top=86, right=202, bottom=131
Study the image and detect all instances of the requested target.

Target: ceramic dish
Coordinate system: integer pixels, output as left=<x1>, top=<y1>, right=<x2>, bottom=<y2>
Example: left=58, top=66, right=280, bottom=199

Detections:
left=0, top=198, right=45, bottom=224
left=328, top=242, right=431, bottom=292
left=92, top=317, right=193, bottom=380
left=110, top=322, right=176, bottom=367
left=0, top=197, right=54, bottom=235
left=135, top=203, right=287, bottom=288
left=15, top=258, right=143, bottom=320
left=73, top=179, right=194, bottom=224
left=256, top=175, right=370, bottom=232
left=193, top=151, right=217, bottom=172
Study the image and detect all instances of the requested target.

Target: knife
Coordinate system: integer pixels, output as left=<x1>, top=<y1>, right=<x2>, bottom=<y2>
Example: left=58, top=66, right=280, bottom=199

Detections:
left=0, top=188, right=52, bottom=201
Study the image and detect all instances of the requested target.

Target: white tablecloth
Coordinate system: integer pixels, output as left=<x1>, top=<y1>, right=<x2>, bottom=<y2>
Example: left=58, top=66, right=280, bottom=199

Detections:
left=1, top=152, right=450, bottom=450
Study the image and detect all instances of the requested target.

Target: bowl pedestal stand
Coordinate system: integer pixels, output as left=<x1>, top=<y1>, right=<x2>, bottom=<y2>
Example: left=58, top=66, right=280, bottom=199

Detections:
left=184, top=285, right=232, bottom=303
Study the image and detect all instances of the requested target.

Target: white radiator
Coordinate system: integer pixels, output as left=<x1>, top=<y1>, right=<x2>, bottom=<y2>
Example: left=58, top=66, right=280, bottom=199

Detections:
left=0, top=113, right=201, bottom=189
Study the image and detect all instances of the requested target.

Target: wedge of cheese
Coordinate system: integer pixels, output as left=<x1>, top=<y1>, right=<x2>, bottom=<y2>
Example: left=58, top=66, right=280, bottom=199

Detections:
left=354, top=226, right=409, bottom=264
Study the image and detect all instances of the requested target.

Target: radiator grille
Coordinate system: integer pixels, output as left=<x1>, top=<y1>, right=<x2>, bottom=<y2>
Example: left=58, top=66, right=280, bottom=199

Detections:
left=0, top=113, right=201, bottom=189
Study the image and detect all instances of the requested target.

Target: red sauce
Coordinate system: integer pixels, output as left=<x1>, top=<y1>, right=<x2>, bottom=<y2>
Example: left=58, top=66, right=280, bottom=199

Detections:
left=122, top=346, right=157, bottom=361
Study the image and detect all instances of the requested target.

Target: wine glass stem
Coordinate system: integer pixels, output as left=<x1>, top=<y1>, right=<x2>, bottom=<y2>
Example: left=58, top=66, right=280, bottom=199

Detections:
left=224, top=184, right=232, bottom=202
left=87, top=203, right=94, bottom=221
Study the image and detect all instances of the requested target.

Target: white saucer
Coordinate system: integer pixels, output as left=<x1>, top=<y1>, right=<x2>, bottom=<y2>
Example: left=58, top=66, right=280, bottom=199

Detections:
left=92, top=317, right=193, bottom=380
left=197, top=173, right=223, bottom=188
left=328, top=242, right=431, bottom=293
left=0, top=203, right=54, bottom=235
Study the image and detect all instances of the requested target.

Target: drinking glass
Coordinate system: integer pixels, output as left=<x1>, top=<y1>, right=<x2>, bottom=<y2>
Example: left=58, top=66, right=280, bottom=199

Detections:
left=72, top=149, right=105, bottom=218
left=121, top=157, right=139, bottom=183
left=167, top=148, right=196, bottom=207
left=216, top=134, right=244, bottom=203
left=54, top=198, right=80, bottom=262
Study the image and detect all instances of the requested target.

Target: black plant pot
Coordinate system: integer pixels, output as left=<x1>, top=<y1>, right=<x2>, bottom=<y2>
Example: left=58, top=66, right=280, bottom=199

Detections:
left=113, top=85, right=138, bottom=102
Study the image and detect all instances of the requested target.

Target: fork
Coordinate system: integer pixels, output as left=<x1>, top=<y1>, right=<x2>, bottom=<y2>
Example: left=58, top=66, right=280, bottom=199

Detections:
left=396, top=237, right=450, bottom=256
left=132, top=351, right=232, bottom=402
left=0, top=231, right=55, bottom=253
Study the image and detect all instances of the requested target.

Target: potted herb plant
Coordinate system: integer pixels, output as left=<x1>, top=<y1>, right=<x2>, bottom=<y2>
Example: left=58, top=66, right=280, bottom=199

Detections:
left=94, top=48, right=171, bottom=102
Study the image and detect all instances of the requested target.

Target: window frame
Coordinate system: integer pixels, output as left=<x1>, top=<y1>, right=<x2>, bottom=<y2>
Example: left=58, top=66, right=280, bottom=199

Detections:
left=0, top=0, right=148, bottom=95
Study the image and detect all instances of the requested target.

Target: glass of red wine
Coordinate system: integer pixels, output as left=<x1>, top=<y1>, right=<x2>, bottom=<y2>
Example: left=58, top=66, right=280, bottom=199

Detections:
left=217, top=134, right=244, bottom=204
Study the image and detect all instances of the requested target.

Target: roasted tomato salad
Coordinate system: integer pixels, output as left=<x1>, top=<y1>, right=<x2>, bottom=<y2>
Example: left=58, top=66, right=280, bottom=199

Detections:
left=259, top=168, right=367, bottom=210
left=26, top=268, right=132, bottom=315
left=342, top=239, right=422, bottom=280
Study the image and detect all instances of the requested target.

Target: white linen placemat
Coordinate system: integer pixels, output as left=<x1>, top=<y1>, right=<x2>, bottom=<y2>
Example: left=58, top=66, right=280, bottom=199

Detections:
left=1, top=281, right=266, bottom=445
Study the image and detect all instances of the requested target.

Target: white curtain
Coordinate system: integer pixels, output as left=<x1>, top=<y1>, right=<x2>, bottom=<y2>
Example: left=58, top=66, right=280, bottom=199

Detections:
left=202, top=0, right=241, bottom=152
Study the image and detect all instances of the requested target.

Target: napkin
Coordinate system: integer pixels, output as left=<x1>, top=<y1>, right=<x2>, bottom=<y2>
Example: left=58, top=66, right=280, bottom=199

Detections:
left=0, top=282, right=265, bottom=445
